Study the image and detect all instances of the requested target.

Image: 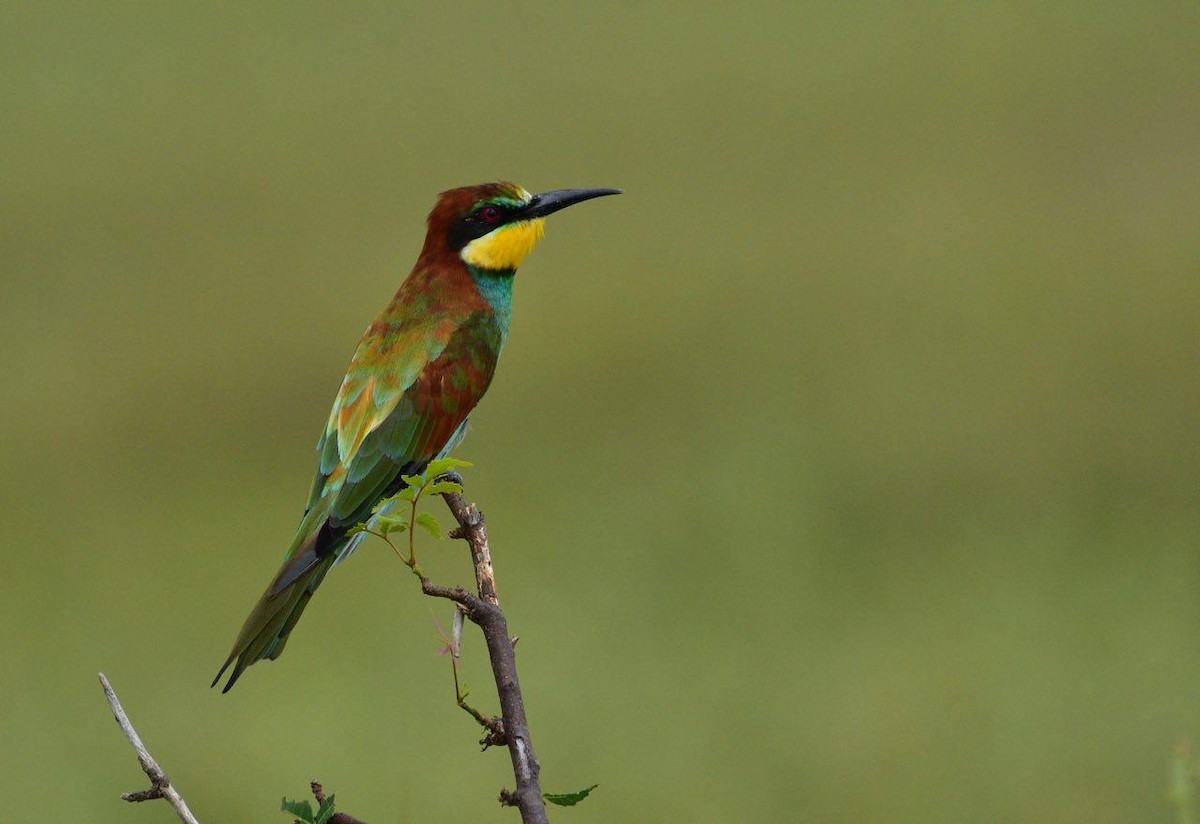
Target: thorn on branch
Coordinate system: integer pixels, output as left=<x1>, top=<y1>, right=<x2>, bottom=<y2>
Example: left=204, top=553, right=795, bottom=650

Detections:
left=459, top=702, right=506, bottom=750
left=480, top=722, right=508, bottom=750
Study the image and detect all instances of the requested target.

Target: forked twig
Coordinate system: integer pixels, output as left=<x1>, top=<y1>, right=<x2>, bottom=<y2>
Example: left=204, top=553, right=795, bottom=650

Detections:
left=98, top=672, right=201, bottom=824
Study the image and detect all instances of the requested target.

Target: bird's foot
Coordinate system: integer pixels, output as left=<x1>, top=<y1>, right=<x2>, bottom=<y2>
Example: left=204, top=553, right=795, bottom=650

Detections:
left=433, top=470, right=465, bottom=489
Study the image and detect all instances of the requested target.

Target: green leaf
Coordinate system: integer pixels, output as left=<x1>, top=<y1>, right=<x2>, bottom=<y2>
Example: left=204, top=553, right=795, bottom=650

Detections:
left=415, top=511, right=443, bottom=539
left=378, top=518, right=409, bottom=535
left=424, top=480, right=463, bottom=496
left=544, top=784, right=599, bottom=807
left=346, top=523, right=369, bottom=537
left=280, top=797, right=315, bottom=822
left=314, top=794, right=337, bottom=824
left=427, top=457, right=473, bottom=476
left=400, top=473, right=425, bottom=489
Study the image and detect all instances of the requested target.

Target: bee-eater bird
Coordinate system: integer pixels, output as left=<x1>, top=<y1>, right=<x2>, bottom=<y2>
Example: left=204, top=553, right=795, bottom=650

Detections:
left=212, top=182, right=620, bottom=692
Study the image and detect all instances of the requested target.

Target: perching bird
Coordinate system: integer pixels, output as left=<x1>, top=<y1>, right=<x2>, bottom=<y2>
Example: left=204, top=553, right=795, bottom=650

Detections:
left=212, top=182, right=620, bottom=692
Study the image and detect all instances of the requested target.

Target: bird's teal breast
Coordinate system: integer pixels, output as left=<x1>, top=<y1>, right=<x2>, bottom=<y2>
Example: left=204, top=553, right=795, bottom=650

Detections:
left=467, top=268, right=515, bottom=332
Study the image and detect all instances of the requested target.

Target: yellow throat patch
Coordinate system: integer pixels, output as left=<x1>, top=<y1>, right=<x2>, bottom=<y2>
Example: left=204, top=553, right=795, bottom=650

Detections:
left=461, top=219, right=547, bottom=271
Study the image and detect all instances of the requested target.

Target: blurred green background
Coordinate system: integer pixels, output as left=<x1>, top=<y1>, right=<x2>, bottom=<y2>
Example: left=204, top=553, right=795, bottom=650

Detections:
left=3, top=3, right=1198, bottom=822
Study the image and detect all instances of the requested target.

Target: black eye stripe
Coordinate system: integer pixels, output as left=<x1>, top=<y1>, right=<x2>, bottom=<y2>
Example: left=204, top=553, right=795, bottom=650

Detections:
left=447, top=202, right=523, bottom=250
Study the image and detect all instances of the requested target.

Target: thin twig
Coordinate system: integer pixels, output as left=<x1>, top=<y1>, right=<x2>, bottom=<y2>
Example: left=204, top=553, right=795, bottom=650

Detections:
left=98, top=673, right=201, bottom=824
left=443, top=606, right=507, bottom=748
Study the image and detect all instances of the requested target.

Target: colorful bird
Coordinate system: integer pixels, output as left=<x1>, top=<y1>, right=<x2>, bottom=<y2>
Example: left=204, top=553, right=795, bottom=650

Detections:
left=213, top=182, right=620, bottom=692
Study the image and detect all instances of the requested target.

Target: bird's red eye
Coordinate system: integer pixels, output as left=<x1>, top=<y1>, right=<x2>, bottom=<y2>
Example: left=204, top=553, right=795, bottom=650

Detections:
left=479, top=206, right=501, bottom=223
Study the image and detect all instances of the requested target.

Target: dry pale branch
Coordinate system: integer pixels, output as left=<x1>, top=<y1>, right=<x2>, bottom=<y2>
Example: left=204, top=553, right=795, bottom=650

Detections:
left=442, top=490, right=499, bottom=606
left=98, top=672, right=201, bottom=824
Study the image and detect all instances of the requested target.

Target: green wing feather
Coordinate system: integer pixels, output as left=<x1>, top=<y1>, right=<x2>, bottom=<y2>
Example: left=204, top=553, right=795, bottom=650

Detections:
left=213, top=301, right=503, bottom=692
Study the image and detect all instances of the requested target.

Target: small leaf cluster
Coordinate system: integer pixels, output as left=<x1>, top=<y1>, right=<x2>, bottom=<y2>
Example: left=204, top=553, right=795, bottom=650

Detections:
left=280, top=794, right=336, bottom=824
left=348, top=457, right=472, bottom=569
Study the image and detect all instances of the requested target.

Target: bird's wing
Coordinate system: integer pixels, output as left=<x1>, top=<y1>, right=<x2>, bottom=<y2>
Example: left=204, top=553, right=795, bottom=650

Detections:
left=305, top=309, right=499, bottom=533
left=307, top=315, right=449, bottom=521
left=264, top=308, right=499, bottom=603
left=216, top=308, right=498, bottom=691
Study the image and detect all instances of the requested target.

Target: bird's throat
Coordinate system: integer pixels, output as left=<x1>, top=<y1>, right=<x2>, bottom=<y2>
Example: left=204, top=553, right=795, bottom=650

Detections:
left=460, top=218, right=546, bottom=271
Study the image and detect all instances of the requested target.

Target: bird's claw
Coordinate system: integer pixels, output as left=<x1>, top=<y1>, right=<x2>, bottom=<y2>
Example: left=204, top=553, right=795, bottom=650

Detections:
left=433, top=470, right=465, bottom=489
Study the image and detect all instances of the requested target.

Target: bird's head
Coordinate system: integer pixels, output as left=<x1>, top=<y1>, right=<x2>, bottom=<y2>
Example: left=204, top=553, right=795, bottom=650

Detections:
left=423, top=182, right=621, bottom=272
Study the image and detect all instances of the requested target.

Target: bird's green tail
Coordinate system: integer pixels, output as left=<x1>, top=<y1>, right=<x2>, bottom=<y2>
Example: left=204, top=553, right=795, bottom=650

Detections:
left=212, top=530, right=338, bottom=693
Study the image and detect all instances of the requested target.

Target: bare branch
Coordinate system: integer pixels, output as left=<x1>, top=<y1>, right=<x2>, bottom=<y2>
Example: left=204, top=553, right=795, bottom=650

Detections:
left=435, top=490, right=549, bottom=824
left=98, top=673, right=201, bottom=824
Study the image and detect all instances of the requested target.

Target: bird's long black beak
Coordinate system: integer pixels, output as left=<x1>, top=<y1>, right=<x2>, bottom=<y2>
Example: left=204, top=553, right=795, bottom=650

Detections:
left=524, top=188, right=622, bottom=218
